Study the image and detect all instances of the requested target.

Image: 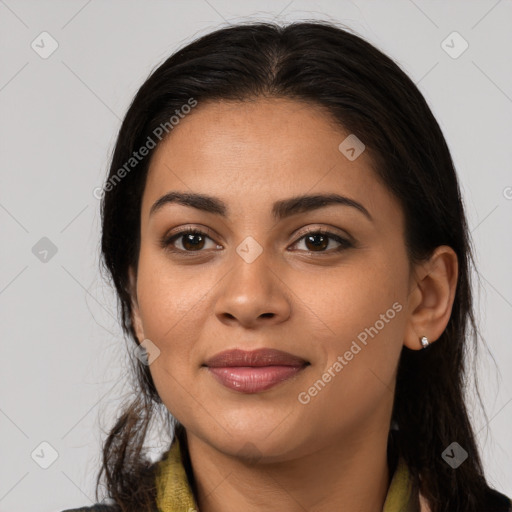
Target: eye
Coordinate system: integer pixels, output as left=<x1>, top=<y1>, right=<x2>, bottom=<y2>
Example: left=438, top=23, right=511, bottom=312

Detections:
left=161, top=227, right=221, bottom=253
left=290, top=229, right=353, bottom=254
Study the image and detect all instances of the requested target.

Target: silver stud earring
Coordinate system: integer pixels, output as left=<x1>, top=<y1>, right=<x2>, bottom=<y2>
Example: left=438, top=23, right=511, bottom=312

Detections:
left=420, top=336, right=429, bottom=349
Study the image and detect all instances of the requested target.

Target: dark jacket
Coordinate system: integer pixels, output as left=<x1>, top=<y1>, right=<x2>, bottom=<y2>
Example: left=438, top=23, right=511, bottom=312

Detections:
left=60, top=488, right=512, bottom=512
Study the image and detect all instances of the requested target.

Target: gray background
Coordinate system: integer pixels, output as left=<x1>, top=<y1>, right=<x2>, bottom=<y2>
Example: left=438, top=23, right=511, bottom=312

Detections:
left=0, top=1, right=511, bottom=510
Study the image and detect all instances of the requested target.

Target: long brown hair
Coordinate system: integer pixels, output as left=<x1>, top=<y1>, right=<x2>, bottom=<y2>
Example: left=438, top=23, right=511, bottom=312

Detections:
left=97, top=20, right=508, bottom=512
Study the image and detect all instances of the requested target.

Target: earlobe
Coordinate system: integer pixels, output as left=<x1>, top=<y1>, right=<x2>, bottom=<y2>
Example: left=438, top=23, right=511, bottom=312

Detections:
left=403, top=246, right=458, bottom=350
left=128, top=266, right=145, bottom=343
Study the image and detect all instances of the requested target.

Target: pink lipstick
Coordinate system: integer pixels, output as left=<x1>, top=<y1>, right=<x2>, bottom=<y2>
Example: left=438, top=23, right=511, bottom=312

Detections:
left=203, top=348, right=308, bottom=394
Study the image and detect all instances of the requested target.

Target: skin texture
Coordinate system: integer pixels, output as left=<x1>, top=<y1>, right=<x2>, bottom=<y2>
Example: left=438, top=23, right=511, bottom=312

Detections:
left=128, top=97, right=458, bottom=512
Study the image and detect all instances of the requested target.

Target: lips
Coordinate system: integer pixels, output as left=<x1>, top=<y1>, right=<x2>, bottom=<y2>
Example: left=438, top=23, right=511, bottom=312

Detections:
left=204, top=348, right=308, bottom=368
left=203, top=348, right=309, bottom=394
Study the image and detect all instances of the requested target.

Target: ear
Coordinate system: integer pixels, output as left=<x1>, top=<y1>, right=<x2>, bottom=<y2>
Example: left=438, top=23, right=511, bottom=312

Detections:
left=128, top=266, right=145, bottom=343
left=403, top=245, right=458, bottom=350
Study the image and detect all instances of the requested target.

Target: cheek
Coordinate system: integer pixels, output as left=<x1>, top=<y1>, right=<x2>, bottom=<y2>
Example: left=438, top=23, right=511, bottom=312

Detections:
left=136, top=246, right=207, bottom=337
left=296, top=250, right=407, bottom=407
left=296, top=294, right=405, bottom=437
left=134, top=245, right=233, bottom=412
left=136, top=272, right=203, bottom=425
left=296, top=252, right=406, bottom=347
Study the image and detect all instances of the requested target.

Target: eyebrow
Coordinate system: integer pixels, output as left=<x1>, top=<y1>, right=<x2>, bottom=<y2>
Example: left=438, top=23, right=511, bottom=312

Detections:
left=149, top=191, right=373, bottom=222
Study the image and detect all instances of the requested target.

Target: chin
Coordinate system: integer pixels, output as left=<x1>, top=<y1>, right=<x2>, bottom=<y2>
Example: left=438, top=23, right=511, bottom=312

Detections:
left=195, top=420, right=307, bottom=464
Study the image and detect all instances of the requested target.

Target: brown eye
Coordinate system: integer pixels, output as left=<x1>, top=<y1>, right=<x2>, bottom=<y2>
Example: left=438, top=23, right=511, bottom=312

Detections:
left=161, top=228, right=220, bottom=253
left=292, top=230, right=353, bottom=253
left=181, top=232, right=206, bottom=251
left=304, top=233, right=329, bottom=251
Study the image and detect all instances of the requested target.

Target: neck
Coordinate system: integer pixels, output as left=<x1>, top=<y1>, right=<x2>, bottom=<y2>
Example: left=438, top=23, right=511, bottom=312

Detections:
left=185, top=428, right=392, bottom=512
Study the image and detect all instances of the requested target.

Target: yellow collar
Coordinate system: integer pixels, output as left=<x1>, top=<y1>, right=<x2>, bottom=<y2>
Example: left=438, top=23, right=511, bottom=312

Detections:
left=156, top=437, right=418, bottom=512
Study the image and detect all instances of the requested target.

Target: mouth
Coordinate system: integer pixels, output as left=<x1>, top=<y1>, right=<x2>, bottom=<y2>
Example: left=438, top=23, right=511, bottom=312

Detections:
left=203, top=348, right=310, bottom=394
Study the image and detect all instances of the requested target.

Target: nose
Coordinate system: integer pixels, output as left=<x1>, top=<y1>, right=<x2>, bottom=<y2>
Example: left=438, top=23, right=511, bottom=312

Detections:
left=214, top=247, right=291, bottom=329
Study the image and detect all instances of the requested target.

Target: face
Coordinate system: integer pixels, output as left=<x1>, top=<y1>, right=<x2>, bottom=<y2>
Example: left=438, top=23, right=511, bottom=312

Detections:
left=130, top=97, right=417, bottom=462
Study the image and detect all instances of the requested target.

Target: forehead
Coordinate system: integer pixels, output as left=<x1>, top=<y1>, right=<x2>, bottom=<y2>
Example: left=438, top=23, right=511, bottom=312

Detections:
left=142, top=98, right=401, bottom=227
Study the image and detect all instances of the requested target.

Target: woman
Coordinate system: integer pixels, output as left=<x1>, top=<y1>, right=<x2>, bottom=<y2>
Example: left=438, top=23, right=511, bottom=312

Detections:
left=63, top=20, right=511, bottom=512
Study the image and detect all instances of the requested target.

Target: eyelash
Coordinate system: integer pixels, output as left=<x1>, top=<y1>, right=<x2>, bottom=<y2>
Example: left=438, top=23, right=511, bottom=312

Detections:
left=160, top=227, right=354, bottom=256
